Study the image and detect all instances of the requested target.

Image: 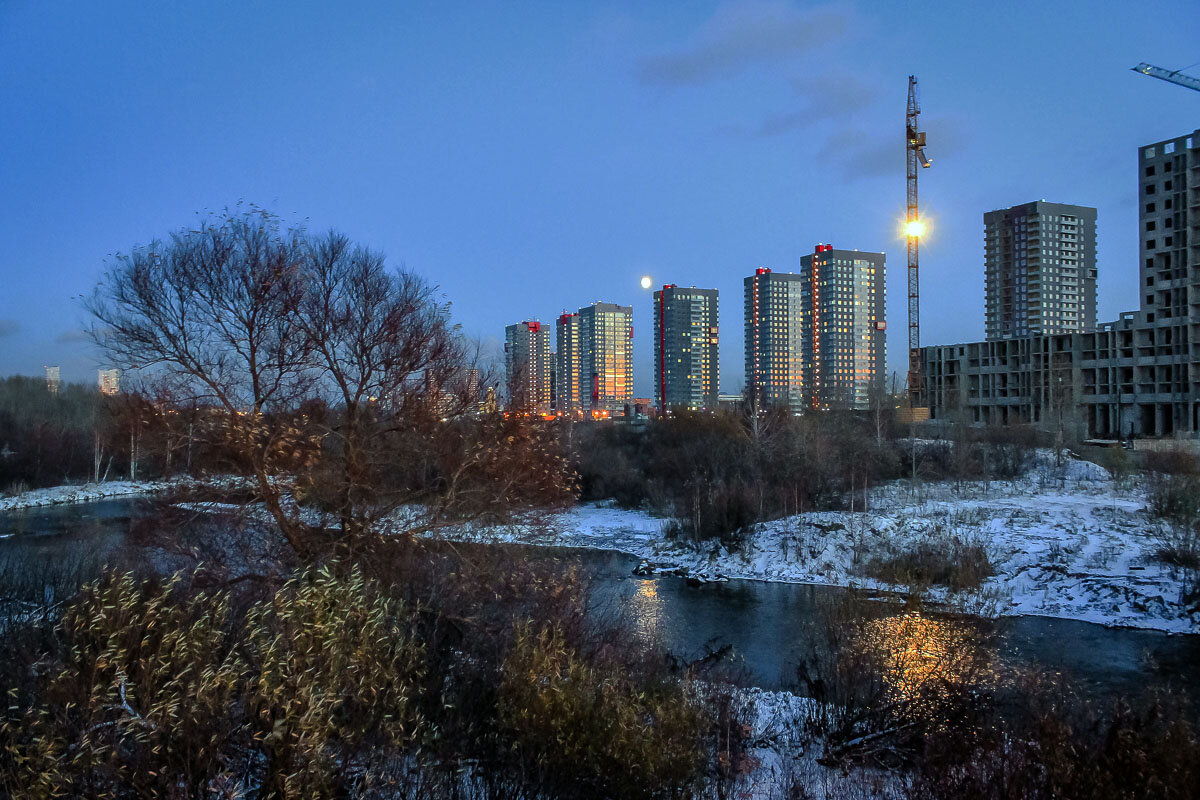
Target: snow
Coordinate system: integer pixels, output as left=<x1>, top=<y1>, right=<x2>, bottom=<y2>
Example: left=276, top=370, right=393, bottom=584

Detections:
left=443, top=453, right=1200, bottom=634
left=721, top=686, right=897, bottom=799
left=0, top=480, right=175, bottom=511
left=11, top=452, right=1196, bottom=634
left=0, top=476, right=248, bottom=513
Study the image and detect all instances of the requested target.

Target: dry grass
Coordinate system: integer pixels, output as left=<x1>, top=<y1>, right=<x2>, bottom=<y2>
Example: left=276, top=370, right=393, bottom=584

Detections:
left=862, top=530, right=994, bottom=592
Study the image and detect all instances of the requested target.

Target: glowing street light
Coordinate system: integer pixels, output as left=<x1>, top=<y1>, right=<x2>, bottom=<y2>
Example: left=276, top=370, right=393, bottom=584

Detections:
left=640, top=275, right=653, bottom=290
left=905, top=219, right=925, bottom=238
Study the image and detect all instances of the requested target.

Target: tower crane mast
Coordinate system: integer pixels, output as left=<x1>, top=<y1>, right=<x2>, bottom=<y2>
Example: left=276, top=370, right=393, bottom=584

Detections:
left=906, top=75, right=931, bottom=407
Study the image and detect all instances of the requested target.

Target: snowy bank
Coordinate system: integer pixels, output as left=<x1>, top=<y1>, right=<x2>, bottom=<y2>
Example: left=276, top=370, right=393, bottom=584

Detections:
left=726, top=686, right=895, bottom=799
left=0, top=476, right=250, bottom=513
left=442, top=455, right=1199, bottom=634
left=0, top=480, right=175, bottom=511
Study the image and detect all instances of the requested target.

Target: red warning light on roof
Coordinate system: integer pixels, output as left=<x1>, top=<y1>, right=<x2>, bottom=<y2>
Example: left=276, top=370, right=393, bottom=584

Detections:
left=526, top=321, right=541, bottom=333
left=755, top=268, right=771, bottom=275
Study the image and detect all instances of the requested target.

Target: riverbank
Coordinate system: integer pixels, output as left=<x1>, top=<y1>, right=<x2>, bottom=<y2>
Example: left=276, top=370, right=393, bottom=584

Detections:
left=9, top=455, right=1197, bottom=634
left=429, top=457, right=1199, bottom=635
left=0, top=475, right=249, bottom=512
left=0, top=479, right=177, bottom=511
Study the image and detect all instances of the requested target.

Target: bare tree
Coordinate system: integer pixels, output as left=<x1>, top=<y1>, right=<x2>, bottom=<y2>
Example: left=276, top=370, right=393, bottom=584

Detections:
left=298, top=232, right=465, bottom=547
left=89, top=211, right=570, bottom=563
left=88, top=211, right=318, bottom=557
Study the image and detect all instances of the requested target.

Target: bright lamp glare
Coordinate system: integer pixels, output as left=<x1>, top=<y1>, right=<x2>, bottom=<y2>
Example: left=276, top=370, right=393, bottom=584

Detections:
left=905, top=220, right=925, bottom=238
left=640, top=275, right=653, bottom=290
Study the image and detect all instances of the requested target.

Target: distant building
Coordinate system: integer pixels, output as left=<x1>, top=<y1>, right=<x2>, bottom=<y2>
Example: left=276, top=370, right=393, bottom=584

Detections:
left=923, top=128, right=1200, bottom=438
left=44, top=365, right=60, bottom=395
left=744, top=268, right=806, bottom=412
left=717, top=393, right=744, bottom=410
left=98, top=368, right=120, bottom=395
left=631, top=397, right=655, bottom=418
left=984, top=201, right=1097, bottom=339
left=799, top=245, right=886, bottom=410
left=504, top=320, right=553, bottom=412
left=653, top=285, right=718, bottom=412
left=577, top=302, right=633, bottom=415
left=555, top=312, right=582, bottom=415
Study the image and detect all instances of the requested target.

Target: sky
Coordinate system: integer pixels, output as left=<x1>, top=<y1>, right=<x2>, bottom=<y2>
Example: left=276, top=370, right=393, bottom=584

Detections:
left=0, top=0, right=1197, bottom=395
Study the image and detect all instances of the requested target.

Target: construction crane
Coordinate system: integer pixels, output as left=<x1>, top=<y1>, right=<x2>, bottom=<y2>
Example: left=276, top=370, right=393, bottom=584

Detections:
left=1131, top=62, right=1200, bottom=93
left=905, top=75, right=931, bottom=410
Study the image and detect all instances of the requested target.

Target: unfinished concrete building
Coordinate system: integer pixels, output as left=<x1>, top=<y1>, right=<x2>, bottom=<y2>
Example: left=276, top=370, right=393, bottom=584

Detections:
left=923, top=128, right=1200, bottom=438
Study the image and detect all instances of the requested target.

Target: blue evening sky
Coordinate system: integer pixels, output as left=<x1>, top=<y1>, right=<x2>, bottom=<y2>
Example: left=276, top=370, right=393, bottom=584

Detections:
left=1, top=0, right=1197, bottom=393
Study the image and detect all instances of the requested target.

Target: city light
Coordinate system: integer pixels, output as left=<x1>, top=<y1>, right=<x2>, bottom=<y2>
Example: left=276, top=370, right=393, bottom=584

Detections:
left=640, top=275, right=652, bottom=290
left=905, top=219, right=926, bottom=238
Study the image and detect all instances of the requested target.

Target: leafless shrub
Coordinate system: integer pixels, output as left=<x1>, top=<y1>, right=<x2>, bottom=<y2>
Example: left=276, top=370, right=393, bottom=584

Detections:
left=905, top=675, right=1200, bottom=800
left=862, top=529, right=994, bottom=592
left=795, top=593, right=995, bottom=771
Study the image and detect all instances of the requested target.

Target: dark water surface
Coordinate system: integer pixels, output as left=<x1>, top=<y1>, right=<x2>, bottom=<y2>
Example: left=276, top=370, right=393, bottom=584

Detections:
left=3, top=499, right=1199, bottom=696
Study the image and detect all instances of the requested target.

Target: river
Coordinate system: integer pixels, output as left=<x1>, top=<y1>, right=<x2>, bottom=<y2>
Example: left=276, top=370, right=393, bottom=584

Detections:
left=3, top=498, right=1199, bottom=697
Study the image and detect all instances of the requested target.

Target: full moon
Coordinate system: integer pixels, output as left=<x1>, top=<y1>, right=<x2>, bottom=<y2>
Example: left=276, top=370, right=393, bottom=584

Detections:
left=640, top=275, right=652, bottom=290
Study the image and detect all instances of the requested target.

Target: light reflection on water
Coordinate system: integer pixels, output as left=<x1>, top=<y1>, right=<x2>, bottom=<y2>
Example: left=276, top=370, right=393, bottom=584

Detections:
left=858, top=611, right=992, bottom=715
left=629, top=579, right=664, bottom=643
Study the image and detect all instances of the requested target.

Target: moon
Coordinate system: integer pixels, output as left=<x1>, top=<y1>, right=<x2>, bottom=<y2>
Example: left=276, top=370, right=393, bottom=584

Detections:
left=640, top=275, right=652, bottom=290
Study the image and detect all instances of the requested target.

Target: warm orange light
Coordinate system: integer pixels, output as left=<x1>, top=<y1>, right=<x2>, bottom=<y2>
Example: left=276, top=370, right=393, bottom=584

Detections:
left=905, top=219, right=925, bottom=238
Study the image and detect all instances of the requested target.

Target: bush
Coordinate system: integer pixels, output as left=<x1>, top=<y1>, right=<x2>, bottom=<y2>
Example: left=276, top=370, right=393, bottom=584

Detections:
left=244, top=566, right=425, bottom=799
left=498, top=623, right=708, bottom=799
left=797, top=595, right=1200, bottom=799
left=2, top=572, right=242, bottom=798
left=1147, top=474, right=1200, bottom=524
left=910, top=681, right=1200, bottom=800
left=0, top=565, right=425, bottom=799
left=0, top=543, right=751, bottom=798
left=862, top=531, right=994, bottom=592
left=796, top=594, right=995, bottom=770
left=576, top=409, right=911, bottom=545
left=1151, top=525, right=1200, bottom=571
left=664, top=483, right=759, bottom=550
left=1144, top=447, right=1200, bottom=476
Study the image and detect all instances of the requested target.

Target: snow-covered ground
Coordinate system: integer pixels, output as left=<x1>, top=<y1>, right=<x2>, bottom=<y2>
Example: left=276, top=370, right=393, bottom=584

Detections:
left=12, top=453, right=1197, bottom=634
left=445, top=453, right=1199, bottom=634
left=0, top=480, right=176, bottom=511
left=725, top=686, right=896, bottom=799
left=0, top=476, right=248, bottom=513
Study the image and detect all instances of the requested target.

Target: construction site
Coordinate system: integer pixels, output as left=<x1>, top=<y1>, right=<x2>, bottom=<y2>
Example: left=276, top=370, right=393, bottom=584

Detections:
left=911, top=65, right=1200, bottom=440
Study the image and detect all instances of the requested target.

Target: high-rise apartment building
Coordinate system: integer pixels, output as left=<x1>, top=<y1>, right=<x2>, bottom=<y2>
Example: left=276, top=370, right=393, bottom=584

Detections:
left=98, top=368, right=120, bottom=395
left=799, top=245, right=886, bottom=410
left=44, top=365, right=60, bottom=395
left=744, top=268, right=806, bottom=411
left=504, top=320, right=552, bottom=412
left=923, top=128, right=1200, bottom=438
left=577, top=302, right=633, bottom=415
left=555, top=312, right=582, bottom=415
left=984, top=201, right=1097, bottom=340
left=653, top=285, right=718, bottom=412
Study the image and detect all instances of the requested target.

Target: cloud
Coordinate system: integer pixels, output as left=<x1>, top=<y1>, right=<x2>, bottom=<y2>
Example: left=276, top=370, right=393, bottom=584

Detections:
left=817, top=128, right=898, bottom=180
left=753, top=71, right=880, bottom=136
left=56, top=328, right=91, bottom=344
left=638, top=1, right=848, bottom=86
left=0, top=320, right=18, bottom=338
left=817, top=114, right=971, bottom=181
